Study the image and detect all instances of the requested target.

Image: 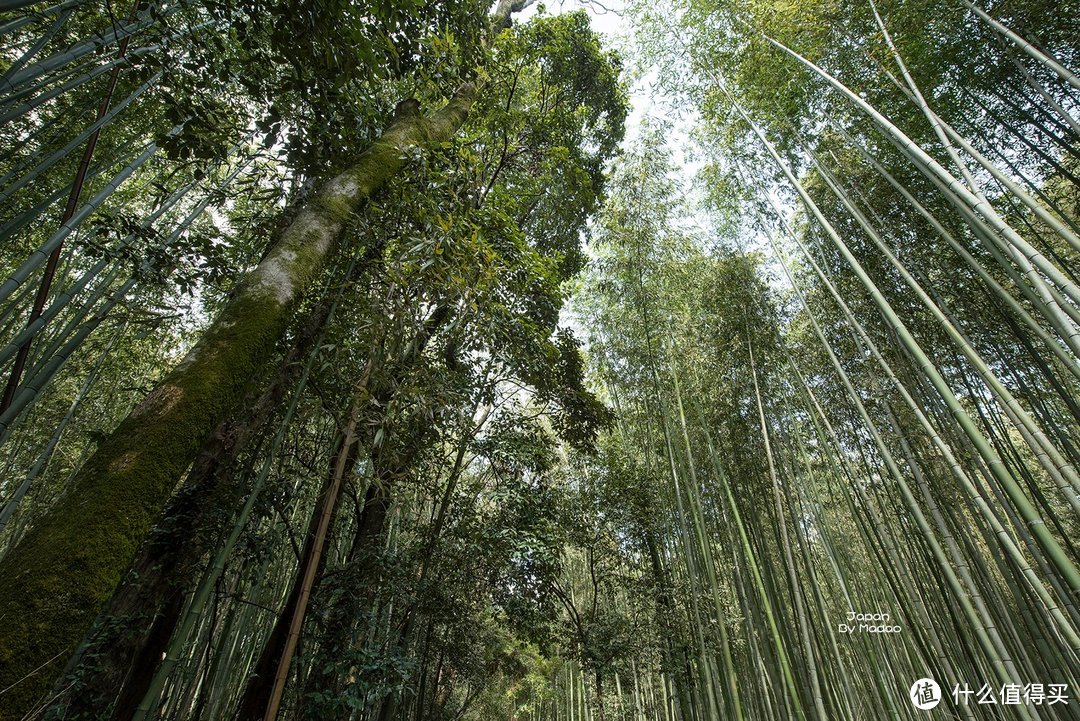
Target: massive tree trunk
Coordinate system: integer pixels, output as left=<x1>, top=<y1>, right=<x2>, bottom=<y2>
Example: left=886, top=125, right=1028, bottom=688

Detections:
left=0, top=88, right=475, bottom=721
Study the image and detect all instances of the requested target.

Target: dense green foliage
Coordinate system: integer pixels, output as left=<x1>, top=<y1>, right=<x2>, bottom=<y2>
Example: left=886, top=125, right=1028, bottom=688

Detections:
left=0, top=0, right=1077, bottom=719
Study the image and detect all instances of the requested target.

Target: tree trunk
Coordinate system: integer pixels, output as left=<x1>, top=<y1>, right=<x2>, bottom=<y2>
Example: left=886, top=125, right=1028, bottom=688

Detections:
left=0, top=87, right=475, bottom=721
left=237, top=365, right=369, bottom=721
left=295, top=445, right=402, bottom=718
left=41, top=298, right=331, bottom=721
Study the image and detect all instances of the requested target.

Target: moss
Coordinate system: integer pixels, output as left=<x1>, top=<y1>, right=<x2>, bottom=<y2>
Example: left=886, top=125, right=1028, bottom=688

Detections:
left=319, top=195, right=357, bottom=226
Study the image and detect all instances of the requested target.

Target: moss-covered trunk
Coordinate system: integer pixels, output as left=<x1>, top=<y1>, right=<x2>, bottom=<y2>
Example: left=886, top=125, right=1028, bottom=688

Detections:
left=0, top=88, right=475, bottom=720
left=41, top=297, right=331, bottom=721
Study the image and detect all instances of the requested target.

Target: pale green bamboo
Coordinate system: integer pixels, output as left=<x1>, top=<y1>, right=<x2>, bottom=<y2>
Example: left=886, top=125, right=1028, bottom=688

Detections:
left=788, top=363, right=979, bottom=721
left=0, top=124, right=183, bottom=306
left=0, top=274, right=134, bottom=444
left=722, top=82, right=1080, bottom=594
left=869, top=0, right=1080, bottom=256
left=0, top=43, right=163, bottom=124
left=809, top=148, right=1080, bottom=513
left=0, top=318, right=125, bottom=534
left=757, top=31, right=1080, bottom=337
left=0, top=7, right=75, bottom=93
left=961, top=0, right=1080, bottom=91
left=667, top=352, right=746, bottom=721
left=747, top=338, right=829, bottom=721
left=2, top=5, right=179, bottom=92
left=765, top=228, right=1030, bottom=699
left=1006, top=51, right=1080, bottom=139
left=656, top=411, right=723, bottom=721
left=0, top=71, right=162, bottom=207
left=693, top=393, right=807, bottom=720
left=761, top=205, right=1080, bottom=655
left=833, top=124, right=1080, bottom=387
left=0, top=153, right=234, bottom=368
left=0, top=0, right=86, bottom=38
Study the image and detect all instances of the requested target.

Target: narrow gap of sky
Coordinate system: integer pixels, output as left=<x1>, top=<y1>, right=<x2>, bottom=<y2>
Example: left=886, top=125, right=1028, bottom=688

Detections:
left=543, top=0, right=799, bottom=334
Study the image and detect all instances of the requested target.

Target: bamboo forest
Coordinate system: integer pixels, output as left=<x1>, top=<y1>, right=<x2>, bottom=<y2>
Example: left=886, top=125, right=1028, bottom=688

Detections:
left=2, top=0, right=1080, bottom=718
